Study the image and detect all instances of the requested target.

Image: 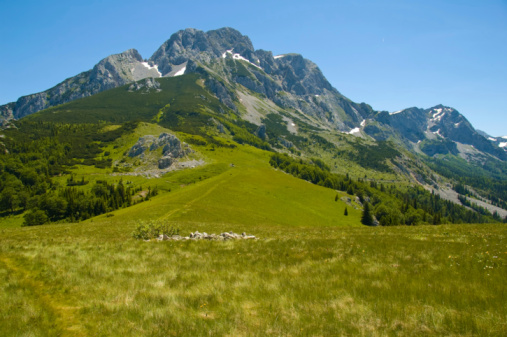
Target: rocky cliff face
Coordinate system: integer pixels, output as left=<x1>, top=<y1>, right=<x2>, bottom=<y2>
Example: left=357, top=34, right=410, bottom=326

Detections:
left=1, top=49, right=160, bottom=120
left=146, top=28, right=376, bottom=131
left=149, top=27, right=257, bottom=76
left=362, top=105, right=506, bottom=160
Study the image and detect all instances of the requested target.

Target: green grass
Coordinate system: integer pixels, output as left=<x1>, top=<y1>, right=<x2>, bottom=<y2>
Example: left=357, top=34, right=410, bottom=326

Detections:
left=25, top=75, right=221, bottom=125
left=0, top=221, right=505, bottom=336
left=1, top=140, right=506, bottom=336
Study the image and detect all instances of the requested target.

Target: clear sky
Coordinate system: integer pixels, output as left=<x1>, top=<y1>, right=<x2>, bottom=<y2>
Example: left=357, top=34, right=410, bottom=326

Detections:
left=1, top=0, right=506, bottom=136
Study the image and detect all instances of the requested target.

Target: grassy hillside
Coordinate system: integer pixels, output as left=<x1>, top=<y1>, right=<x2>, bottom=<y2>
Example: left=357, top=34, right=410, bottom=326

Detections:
left=1, top=137, right=506, bottom=336
left=0, top=73, right=506, bottom=336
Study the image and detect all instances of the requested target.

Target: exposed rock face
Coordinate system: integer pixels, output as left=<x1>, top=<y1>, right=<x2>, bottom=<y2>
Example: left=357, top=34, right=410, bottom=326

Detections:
left=1, top=49, right=159, bottom=121
left=148, top=28, right=376, bottom=131
left=128, top=135, right=156, bottom=157
left=279, top=137, right=294, bottom=148
left=127, top=133, right=192, bottom=169
left=255, top=124, right=267, bottom=140
left=364, top=105, right=507, bottom=161
left=0, top=103, right=14, bottom=127
left=157, top=157, right=175, bottom=169
left=128, top=78, right=161, bottom=93
left=149, top=27, right=257, bottom=76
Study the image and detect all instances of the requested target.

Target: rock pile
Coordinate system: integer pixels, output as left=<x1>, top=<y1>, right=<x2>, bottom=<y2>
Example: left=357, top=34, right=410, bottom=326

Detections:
left=156, top=231, right=256, bottom=241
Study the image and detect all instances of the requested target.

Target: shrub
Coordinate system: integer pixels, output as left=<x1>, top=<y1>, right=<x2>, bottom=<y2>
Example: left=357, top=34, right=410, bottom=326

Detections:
left=131, top=221, right=179, bottom=240
left=23, top=209, right=48, bottom=226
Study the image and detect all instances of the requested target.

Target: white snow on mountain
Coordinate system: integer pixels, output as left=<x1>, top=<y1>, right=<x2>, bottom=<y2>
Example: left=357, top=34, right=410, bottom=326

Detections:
left=274, top=54, right=286, bottom=59
left=489, top=137, right=497, bottom=141
left=349, top=127, right=361, bottom=135
left=502, top=136, right=507, bottom=139
left=360, top=119, right=366, bottom=127
left=141, top=62, right=162, bottom=77
left=221, top=49, right=233, bottom=58
left=222, top=49, right=262, bottom=69
left=390, top=109, right=403, bottom=115
left=499, top=142, right=507, bottom=148
left=431, top=109, right=445, bottom=122
left=174, top=66, right=186, bottom=76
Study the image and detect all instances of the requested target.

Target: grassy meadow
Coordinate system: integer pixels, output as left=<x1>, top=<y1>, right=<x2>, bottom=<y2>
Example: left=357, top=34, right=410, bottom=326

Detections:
left=0, top=139, right=506, bottom=336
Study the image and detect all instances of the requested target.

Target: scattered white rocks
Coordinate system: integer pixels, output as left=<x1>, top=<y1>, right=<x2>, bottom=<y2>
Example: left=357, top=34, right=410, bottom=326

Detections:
left=156, top=231, right=257, bottom=241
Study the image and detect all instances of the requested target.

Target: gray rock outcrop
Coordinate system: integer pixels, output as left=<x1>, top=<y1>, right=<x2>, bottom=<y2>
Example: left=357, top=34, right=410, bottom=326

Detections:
left=128, top=135, right=156, bottom=157
left=155, top=231, right=257, bottom=241
left=127, top=133, right=192, bottom=169
left=255, top=124, right=267, bottom=140
left=128, top=78, right=161, bottom=93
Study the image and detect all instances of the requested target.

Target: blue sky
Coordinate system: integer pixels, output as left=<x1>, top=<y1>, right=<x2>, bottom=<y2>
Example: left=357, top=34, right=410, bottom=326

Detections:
left=1, top=0, right=506, bottom=136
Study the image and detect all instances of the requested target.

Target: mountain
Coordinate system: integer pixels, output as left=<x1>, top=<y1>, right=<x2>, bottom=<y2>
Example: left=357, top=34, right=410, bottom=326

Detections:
left=1, top=28, right=374, bottom=132
left=0, top=49, right=160, bottom=123
left=1, top=27, right=504, bottom=162
left=0, top=27, right=506, bottom=224
left=361, top=105, right=507, bottom=161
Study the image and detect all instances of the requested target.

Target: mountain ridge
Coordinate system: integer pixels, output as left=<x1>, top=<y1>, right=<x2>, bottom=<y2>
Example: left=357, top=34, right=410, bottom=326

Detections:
left=0, top=27, right=505, bottom=161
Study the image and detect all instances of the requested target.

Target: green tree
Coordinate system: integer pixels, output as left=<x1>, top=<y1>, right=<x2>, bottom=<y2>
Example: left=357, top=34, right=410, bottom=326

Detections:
left=23, top=209, right=48, bottom=226
left=0, top=187, right=20, bottom=212
left=344, top=207, right=348, bottom=216
left=375, top=204, right=402, bottom=226
left=361, top=202, right=374, bottom=226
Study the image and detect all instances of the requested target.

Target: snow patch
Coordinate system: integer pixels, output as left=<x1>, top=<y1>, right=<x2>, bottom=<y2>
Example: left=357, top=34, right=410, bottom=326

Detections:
left=488, top=137, right=497, bottom=141
left=274, top=54, right=286, bottom=59
left=431, top=109, right=445, bottom=122
left=454, top=122, right=461, bottom=128
left=349, top=127, right=361, bottom=135
left=222, top=49, right=233, bottom=58
left=432, top=108, right=442, bottom=116
left=499, top=142, right=507, bottom=148
left=502, top=136, right=507, bottom=139
left=222, top=49, right=262, bottom=69
left=390, top=109, right=403, bottom=115
left=315, top=94, right=320, bottom=97
left=360, top=119, right=366, bottom=127
left=173, top=66, right=186, bottom=76
left=141, top=62, right=162, bottom=77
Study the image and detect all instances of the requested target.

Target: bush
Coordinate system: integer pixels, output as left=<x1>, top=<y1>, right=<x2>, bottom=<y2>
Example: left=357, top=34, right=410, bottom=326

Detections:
left=23, top=209, right=48, bottom=226
left=131, top=221, right=179, bottom=240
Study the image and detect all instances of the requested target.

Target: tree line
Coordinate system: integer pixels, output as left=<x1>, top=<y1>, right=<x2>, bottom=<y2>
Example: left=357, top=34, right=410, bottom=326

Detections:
left=269, top=153, right=498, bottom=226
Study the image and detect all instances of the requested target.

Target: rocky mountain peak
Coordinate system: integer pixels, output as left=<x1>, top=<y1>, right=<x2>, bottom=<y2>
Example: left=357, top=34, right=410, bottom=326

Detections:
left=149, top=27, right=255, bottom=76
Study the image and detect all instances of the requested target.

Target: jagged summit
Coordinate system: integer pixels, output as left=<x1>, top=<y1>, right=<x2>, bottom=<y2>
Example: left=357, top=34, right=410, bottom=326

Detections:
left=150, top=27, right=256, bottom=76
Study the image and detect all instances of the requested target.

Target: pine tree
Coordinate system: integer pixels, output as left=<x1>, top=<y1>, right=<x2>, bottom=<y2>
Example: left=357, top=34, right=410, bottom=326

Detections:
left=361, top=202, right=374, bottom=226
left=344, top=207, right=348, bottom=216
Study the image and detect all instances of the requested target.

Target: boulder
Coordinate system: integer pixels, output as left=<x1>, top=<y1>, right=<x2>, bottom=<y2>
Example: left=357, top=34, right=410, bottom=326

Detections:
left=158, top=156, right=174, bottom=169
